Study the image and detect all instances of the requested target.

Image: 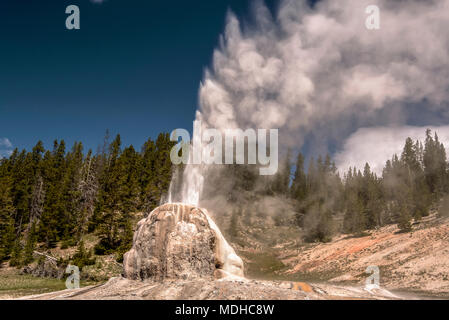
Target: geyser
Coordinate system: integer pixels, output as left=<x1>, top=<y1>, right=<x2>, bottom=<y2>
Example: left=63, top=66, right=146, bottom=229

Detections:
left=167, top=0, right=449, bottom=208
left=123, top=203, right=244, bottom=280
left=168, top=112, right=205, bottom=206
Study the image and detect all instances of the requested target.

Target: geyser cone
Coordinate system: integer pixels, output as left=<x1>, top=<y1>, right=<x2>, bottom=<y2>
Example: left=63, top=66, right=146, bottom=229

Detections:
left=123, top=203, right=244, bottom=281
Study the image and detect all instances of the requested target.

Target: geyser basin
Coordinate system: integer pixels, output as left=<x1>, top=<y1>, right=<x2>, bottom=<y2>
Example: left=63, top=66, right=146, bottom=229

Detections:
left=123, top=203, right=244, bottom=280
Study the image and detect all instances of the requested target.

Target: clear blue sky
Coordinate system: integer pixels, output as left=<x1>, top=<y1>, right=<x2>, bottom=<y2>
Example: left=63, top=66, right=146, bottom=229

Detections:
left=0, top=0, right=283, bottom=154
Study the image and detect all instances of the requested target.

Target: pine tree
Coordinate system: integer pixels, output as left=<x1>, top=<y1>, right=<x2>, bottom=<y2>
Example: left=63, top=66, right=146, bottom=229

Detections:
left=95, top=134, right=123, bottom=254
left=75, top=150, right=99, bottom=238
left=398, top=204, right=412, bottom=232
left=343, top=167, right=367, bottom=234
left=119, top=145, right=141, bottom=213
left=9, top=241, right=23, bottom=267
left=291, top=152, right=307, bottom=201
left=10, top=149, right=34, bottom=234
left=424, top=130, right=447, bottom=197
left=303, top=204, right=334, bottom=243
left=39, top=140, right=67, bottom=247
left=299, top=154, right=342, bottom=242
left=0, top=174, right=16, bottom=262
left=22, top=223, right=37, bottom=265
left=272, top=150, right=291, bottom=195
left=71, top=239, right=95, bottom=269
left=143, top=133, right=174, bottom=210
left=28, top=141, right=45, bottom=234
left=361, top=163, right=383, bottom=228
left=29, top=174, right=45, bottom=233
left=62, top=142, right=85, bottom=239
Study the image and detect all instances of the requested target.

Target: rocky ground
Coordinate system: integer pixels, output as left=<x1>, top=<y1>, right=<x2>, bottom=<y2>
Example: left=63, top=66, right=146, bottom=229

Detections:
left=14, top=203, right=404, bottom=300
left=4, top=204, right=449, bottom=300
left=17, top=276, right=401, bottom=300
left=276, top=214, right=449, bottom=297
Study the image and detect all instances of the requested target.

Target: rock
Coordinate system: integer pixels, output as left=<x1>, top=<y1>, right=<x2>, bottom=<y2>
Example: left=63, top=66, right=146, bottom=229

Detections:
left=123, top=203, right=244, bottom=281
left=22, top=260, right=65, bottom=279
left=17, top=276, right=404, bottom=300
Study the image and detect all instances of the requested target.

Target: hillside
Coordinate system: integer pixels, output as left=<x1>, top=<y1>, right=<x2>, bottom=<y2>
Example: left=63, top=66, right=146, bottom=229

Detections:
left=229, top=211, right=449, bottom=297
left=281, top=213, right=449, bottom=296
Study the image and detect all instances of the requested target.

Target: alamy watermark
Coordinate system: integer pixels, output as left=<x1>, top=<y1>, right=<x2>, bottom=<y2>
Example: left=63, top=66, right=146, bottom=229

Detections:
left=65, top=264, right=80, bottom=289
left=65, top=5, right=80, bottom=30
left=170, top=120, right=279, bottom=175
left=65, top=4, right=380, bottom=31
left=365, top=5, right=380, bottom=30
left=365, top=265, right=380, bottom=291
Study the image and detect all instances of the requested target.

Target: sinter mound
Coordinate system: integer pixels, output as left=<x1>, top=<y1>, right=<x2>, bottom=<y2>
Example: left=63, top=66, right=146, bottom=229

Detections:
left=123, top=203, right=244, bottom=280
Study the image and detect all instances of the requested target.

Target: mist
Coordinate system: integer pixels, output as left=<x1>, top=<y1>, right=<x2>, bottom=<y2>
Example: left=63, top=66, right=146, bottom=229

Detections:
left=174, top=0, right=449, bottom=222
left=198, top=0, right=449, bottom=154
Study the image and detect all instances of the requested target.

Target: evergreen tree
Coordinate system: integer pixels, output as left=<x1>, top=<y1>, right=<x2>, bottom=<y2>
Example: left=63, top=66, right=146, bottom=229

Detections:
left=291, top=152, right=307, bottom=201
left=272, top=149, right=291, bottom=195
left=10, top=149, right=34, bottom=233
left=38, top=140, right=67, bottom=247
left=95, top=134, right=124, bottom=254
left=298, top=155, right=341, bottom=242
left=397, top=204, right=412, bottom=232
left=9, top=241, right=23, bottom=267
left=424, top=130, right=447, bottom=197
left=343, top=167, right=367, bottom=234
left=22, top=223, right=37, bottom=265
left=75, top=150, right=99, bottom=238
left=71, top=239, right=95, bottom=269
left=119, top=145, right=141, bottom=213
left=0, top=173, right=16, bottom=262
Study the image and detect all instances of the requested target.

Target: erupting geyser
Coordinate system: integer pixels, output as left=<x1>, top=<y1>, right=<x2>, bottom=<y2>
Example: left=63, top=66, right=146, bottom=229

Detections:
left=123, top=203, right=244, bottom=280
left=167, top=112, right=206, bottom=207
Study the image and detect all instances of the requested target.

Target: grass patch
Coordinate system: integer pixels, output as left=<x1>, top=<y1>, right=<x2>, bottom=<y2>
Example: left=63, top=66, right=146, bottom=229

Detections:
left=239, top=248, right=346, bottom=283
left=239, top=250, right=288, bottom=280
left=0, top=268, right=98, bottom=299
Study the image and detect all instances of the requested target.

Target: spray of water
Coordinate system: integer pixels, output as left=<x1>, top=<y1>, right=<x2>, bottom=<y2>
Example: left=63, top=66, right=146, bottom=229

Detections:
left=166, top=0, right=449, bottom=207
left=167, top=112, right=206, bottom=206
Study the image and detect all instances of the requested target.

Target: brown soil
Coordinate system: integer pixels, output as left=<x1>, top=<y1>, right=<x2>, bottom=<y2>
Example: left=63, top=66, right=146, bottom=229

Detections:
left=281, top=214, right=449, bottom=296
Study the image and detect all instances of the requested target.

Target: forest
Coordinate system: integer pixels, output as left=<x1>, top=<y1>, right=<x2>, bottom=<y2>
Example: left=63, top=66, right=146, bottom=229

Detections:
left=1, top=129, right=448, bottom=267
left=0, top=132, right=174, bottom=265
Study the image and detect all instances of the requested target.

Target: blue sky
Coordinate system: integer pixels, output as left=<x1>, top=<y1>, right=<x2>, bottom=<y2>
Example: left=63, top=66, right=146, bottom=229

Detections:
left=0, top=0, right=279, bottom=154
left=3, top=0, right=447, bottom=174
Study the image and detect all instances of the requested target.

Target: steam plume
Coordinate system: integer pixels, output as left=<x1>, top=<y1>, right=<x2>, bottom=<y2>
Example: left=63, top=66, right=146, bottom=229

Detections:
left=175, top=0, right=449, bottom=206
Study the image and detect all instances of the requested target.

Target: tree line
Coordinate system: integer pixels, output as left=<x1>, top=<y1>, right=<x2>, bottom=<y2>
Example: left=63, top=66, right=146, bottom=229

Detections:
left=292, top=129, right=448, bottom=241
left=0, top=132, right=174, bottom=264
left=217, top=129, right=449, bottom=242
left=1, top=129, right=448, bottom=267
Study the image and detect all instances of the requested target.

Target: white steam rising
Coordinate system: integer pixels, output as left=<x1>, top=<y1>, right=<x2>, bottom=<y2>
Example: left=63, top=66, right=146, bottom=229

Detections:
left=175, top=0, right=449, bottom=205
left=198, top=0, right=449, bottom=148
left=335, top=126, right=449, bottom=176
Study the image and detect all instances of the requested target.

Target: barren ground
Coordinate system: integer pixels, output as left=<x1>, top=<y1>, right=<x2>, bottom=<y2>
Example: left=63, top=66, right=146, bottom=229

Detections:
left=278, top=214, right=449, bottom=297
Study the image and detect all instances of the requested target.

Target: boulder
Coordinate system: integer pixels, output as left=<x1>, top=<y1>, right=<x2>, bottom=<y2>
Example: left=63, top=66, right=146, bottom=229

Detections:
left=123, top=203, right=244, bottom=281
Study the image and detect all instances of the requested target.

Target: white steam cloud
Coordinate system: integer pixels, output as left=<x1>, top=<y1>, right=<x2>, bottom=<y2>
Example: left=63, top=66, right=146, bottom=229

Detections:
left=0, top=138, right=12, bottom=148
left=335, top=126, right=449, bottom=176
left=0, top=137, right=13, bottom=159
left=197, top=0, right=449, bottom=158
